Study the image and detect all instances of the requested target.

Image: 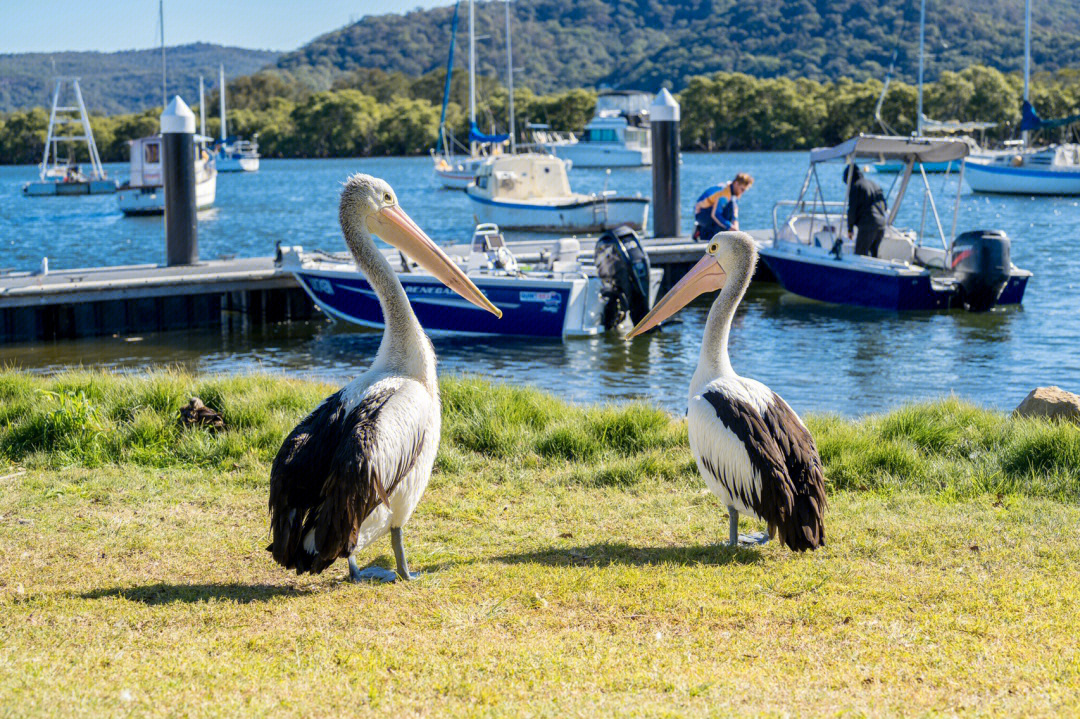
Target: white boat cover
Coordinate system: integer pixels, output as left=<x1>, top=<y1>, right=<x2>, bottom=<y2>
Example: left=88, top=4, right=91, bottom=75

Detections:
left=810, top=134, right=971, bottom=164
left=919, top=114, right=997, bottom=134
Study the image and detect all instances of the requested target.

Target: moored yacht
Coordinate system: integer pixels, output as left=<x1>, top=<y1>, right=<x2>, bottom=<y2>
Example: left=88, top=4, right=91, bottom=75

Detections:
left=538, top=90, right=652, bottom=168
left=464, top=153, right=648, bottom=232
left=117, top=134, right=217, bottom=216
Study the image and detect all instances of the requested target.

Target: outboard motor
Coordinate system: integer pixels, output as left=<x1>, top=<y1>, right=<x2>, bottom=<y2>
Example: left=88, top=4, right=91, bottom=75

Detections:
left=950, top=230, right=1012, bottom=312
left=595, top=224, right=652, bottom=330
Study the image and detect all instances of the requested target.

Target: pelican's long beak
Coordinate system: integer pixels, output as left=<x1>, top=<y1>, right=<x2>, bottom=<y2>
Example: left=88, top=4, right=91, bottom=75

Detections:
left=625, top=253, right=726, bottom=339
left=368, top=205, right=502, bottom=318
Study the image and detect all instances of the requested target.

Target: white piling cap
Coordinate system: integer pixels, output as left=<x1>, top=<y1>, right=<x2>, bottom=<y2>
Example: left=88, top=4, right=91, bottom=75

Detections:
left=650, top=88, right=680, bottom=122
left=160, top=95, right=196, bottom=134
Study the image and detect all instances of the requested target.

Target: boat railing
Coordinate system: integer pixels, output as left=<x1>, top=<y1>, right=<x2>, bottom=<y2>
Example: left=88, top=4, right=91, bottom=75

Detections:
left=772, top=200, right=846, bottom=244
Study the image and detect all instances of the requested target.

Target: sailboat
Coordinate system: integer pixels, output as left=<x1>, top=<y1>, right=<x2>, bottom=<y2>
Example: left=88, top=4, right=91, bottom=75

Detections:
left=23, top=78, right=117, bottom=196
left=213, top=64, right=260, bottom=172
left=872, top=0, right=995, bottom=173
left=964, top=0, right=1080, bottom=194
left=432, top=0, right=509, bottom=189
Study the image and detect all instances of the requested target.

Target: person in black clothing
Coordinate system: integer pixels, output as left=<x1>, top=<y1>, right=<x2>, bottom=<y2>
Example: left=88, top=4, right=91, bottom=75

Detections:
left=843, top=165, right=888, bottom=257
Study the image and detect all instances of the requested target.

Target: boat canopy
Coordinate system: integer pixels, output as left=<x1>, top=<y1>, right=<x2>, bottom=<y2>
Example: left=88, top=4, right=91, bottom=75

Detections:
left=919, top=114, right=997, bottom=134
left=1019, top=100, right=1080, bottom=132
left=469, top=122, right=510, bottom=144
left=809, top=134, right=970, bottom=164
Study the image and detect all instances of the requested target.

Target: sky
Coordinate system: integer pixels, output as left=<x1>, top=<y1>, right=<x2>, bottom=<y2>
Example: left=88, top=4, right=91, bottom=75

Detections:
left=3, top=1, right=456, bottom=54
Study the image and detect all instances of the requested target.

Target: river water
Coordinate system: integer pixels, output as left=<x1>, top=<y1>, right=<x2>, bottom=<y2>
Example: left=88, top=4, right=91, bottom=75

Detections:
left=1, top=153, right=1077, bottom=416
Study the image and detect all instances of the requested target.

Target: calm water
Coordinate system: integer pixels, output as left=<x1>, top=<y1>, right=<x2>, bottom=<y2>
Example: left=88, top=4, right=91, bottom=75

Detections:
left=2, top=154, right=1078, bottom=416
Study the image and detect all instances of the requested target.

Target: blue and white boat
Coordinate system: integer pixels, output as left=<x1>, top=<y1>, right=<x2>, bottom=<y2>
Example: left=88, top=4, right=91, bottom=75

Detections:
left=758, top=135, right=1031, bottom=312
left=280, top=225, right=662, bottom=338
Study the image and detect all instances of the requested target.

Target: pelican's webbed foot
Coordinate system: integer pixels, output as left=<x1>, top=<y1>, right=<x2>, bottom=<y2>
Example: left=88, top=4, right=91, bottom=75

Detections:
left=347, top=556, right=398, bottom=584
left=727, top=507, right=770, bottom=548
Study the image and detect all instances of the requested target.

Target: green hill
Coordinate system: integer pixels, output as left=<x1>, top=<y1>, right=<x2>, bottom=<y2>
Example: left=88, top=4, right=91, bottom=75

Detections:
left=276, top=0, right=1080, bottom=93
left=0, top=44, right=280, bottom=114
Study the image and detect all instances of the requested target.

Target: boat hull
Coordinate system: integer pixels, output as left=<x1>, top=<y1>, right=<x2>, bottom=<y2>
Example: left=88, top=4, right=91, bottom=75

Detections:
left=465, top=191, right=649, bottom=232
left=23, top=179, right=117, bottom=196
left=118, top=173, right=217, bottom=215
left=759, top=246, right=1028, bottom=311
left=292, top=268, right=601, bottom=338
left=964, top=161, right=1080, bottom=195
left=543, top=142, right=651, bottom=168
left=216, top=155, right=259, bottom=172
left=434, top=156, right=486, bottom=189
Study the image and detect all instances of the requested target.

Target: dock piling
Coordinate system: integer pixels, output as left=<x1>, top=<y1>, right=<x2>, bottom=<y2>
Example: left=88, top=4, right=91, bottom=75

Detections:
left=650, top=88, right=681, bottom=239
left=161, top=96, right=199, bottom=266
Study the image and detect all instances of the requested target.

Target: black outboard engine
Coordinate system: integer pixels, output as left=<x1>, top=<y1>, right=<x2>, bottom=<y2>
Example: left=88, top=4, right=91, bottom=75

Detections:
left=595, top=224, right=652, bottom=330
left=950, top=230, right=1012, bottom=312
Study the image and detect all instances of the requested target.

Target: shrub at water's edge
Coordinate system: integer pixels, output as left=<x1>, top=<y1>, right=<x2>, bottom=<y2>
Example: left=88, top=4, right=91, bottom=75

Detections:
left=0, top=370, right=1076, bottom=501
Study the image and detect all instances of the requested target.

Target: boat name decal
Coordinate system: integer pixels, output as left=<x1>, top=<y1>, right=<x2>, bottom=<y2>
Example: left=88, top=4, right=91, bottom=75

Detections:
left=519, top=291, right=562, bottom=305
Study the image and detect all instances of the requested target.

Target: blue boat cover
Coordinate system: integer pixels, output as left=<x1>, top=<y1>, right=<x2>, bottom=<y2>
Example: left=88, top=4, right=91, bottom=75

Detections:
left=469, top=122, right=509, bottom=144
left=1020, top=100, right=1080, bottom=131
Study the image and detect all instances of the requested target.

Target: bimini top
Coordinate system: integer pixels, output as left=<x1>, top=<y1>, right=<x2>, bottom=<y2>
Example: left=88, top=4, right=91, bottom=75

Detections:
left=809, top=134, right=971, bottom=164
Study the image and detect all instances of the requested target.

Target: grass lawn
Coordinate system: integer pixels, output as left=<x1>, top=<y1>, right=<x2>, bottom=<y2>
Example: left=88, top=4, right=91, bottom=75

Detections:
left=0, top=370, right=1078, bottom=717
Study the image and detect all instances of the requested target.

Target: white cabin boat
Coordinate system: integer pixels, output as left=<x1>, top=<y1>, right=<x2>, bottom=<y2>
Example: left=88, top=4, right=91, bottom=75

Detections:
left=464, top=153, right=648, bottom=232
left=538, top=91, right=652, bottom=168
left=117, top=135, right=217, bottom=216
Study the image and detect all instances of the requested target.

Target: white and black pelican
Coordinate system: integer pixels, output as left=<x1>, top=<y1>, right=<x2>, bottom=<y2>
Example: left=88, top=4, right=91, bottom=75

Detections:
left=268, top=174, right=501, bottom=581
left=627, top=231, right=826, bottom=551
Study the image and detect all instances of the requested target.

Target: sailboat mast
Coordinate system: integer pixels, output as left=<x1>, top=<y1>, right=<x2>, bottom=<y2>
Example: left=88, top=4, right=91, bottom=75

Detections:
left=916, top=0, right=926, bottom=136
left=219, top=64, right=227, bottom=142
left=199, top=76, right=206, bottom=137
left=468, top=0, right=477, bottom=156
left=505, top=0, right=516, bottom=153
left=160, top=0, right=166, bottom=107
left=1023, top=0, right=1031, bottom=145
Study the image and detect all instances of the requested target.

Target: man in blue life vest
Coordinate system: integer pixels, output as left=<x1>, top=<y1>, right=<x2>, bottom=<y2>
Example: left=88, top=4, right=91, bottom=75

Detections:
left=693, top=173, right=753, bottom=241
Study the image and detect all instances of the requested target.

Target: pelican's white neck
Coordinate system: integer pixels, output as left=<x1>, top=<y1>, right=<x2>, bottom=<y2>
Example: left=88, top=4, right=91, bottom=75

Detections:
left=345, top=221, right=437, bottom=392
left=691, top=253, right=754, bottom=392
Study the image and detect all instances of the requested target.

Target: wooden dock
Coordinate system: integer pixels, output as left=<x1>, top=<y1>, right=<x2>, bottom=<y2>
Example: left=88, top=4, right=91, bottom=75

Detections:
left=0, top=231, right=773, bottom=342
left=0, top=257, right=315, bottom=342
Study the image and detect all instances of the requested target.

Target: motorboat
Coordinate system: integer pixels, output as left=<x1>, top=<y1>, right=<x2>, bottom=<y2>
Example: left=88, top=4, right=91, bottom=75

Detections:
left=23, top=77, right=117, bottom=196
left=537, top=90, right=652, bottom=168
left=758, top=135, right=1031, bottom=312
left=465, top=153, right=649, bottom=232
left=279, top=224, right=663, bottom=338
left=117, top=134, right=217, bottom=215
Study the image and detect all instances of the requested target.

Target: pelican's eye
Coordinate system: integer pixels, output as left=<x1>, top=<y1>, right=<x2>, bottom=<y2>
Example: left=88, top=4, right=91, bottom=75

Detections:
left=707, top=241, right=720, bottom=255
left=382, top=192, right=393, bottom=204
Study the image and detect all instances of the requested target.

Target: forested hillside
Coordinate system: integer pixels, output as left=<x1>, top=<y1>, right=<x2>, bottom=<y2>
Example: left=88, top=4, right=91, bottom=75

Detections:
left=0, top=44, right=280, bottom=114
left=277, top=0, right=1080, bottom=93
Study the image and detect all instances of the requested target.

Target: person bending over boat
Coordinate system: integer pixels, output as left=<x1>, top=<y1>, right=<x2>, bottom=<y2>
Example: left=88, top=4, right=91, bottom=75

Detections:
left=843, top=165, right=887, bottom=257
left=693, top=173, right=753, bottom=241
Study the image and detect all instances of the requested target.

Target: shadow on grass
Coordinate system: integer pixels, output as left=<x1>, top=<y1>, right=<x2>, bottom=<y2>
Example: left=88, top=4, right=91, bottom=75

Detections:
left=495, top=542, right=764, bottom=568
left=81, top=582, right=313, bottom=605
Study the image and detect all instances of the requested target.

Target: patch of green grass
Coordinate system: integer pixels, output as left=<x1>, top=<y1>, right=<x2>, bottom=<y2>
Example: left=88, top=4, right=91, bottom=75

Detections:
left=0, top=371, right=1079, bottom=715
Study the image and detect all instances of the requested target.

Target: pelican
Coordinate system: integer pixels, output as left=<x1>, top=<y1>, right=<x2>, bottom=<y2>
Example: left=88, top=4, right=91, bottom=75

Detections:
left=627, top=231, right=826, bottom=551
left=268, top=174, right=501, bottom=582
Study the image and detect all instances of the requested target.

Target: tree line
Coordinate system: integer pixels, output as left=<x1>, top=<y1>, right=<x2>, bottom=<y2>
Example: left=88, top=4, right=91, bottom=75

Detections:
left=1, top=65, right=1078, bottom=165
